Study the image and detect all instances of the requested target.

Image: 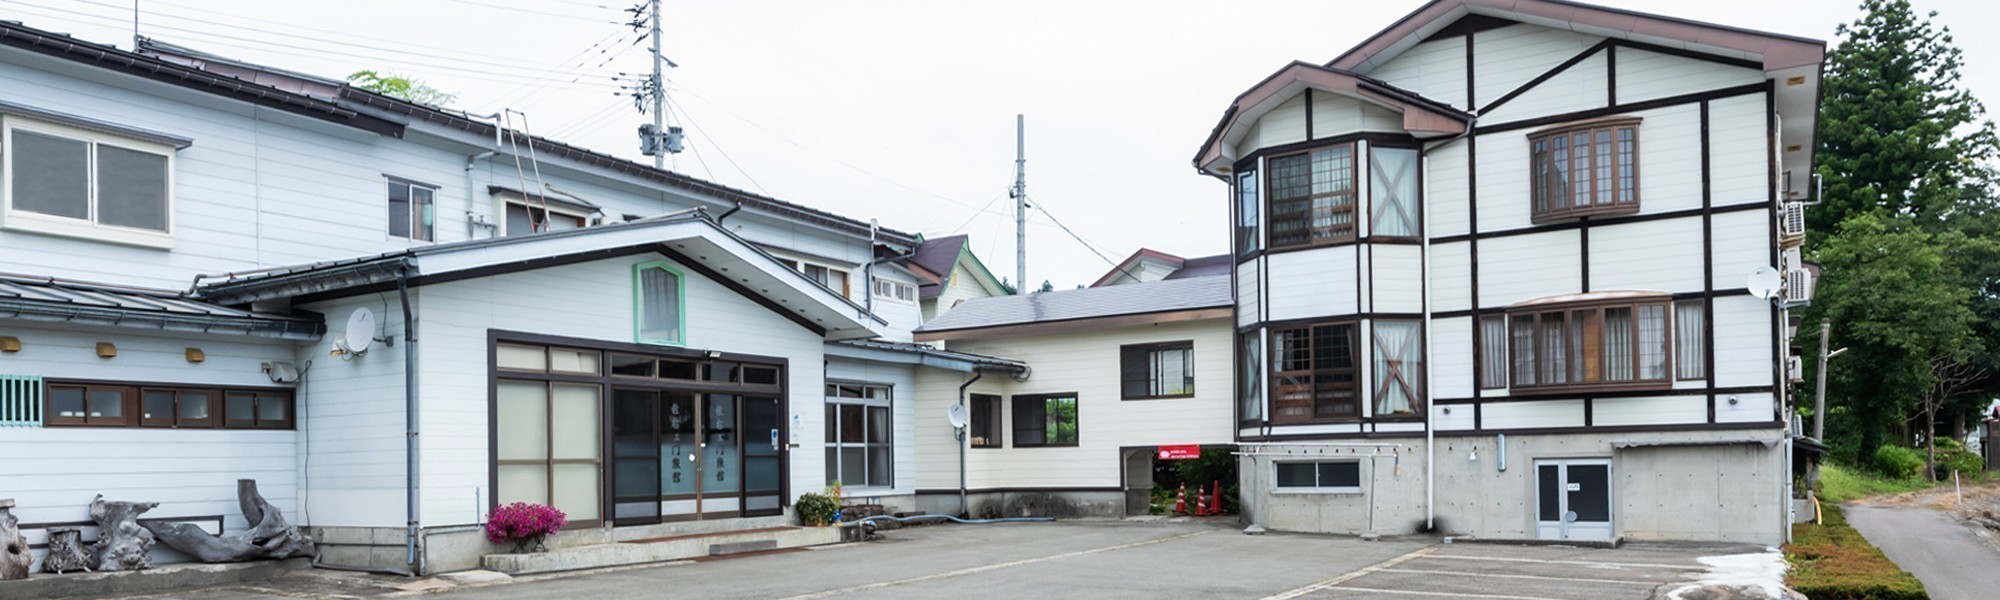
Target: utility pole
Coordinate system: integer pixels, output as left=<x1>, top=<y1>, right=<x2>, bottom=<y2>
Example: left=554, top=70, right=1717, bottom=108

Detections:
left=1010, top=115, right=1027, bottom=293
left=1814, top=318, right=1831, bottom=439
left=649, top=0, right=664, bottom=170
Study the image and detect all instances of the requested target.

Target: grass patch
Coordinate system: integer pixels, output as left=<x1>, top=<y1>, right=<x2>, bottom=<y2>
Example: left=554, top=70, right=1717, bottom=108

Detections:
left=1818, top=463, right=1934, bottom=503
left=1785, top=505, right=1928, bottom=599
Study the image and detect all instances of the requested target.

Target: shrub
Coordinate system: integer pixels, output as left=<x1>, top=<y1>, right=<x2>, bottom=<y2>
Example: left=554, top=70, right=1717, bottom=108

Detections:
left=1786, top=505, right=1929, bottom=599
left=1873, top=445, right=1925, bottom=479
left=485, top=502, right=566, bottom=553
left=796, top=492, right=839, bottom=525
left=1933, top=438, right=1985, bottom=480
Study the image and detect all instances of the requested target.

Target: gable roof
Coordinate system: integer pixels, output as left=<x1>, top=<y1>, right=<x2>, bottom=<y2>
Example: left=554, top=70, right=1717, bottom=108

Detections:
left=1164, top=254, right=1232, bottom=281
left=1193, top=61, right=1471, bottom=175
left=1329, top=0, right=1824, bottom=75
left=194, top=209, right=889, bottom=340
left=901, top=234, right=1007, bottom=300
left=1089, top=249, right=1232, bottom=287
left=914, top=276, right=1231, bottom=339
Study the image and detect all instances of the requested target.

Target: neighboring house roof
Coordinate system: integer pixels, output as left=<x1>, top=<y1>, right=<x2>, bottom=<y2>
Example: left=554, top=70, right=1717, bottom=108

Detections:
left=0, top=273, right=321, bottom=340
left=824, top=339, right=1028, bottom=376
left=1090, top=249, right=1232, bottom=287
left=1164, top=254, right=1233, bottom=281
left=1328, top=0, right=1824, bottom=74
left=901, top=234, right=1007, bottom=300
left=914, top=276, right=1231, bottom=339
left=193, top=208, right=888, bottom=340
left=1193, top=61, right=1471, bottom=175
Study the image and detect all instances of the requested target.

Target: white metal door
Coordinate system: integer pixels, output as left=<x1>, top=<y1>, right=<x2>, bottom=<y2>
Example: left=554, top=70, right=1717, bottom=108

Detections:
left=1534, top=459, right=1613, bottom=541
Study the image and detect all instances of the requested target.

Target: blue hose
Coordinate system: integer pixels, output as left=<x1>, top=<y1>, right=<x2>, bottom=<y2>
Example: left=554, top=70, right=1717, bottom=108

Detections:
left=848, top=513, right=1053, bottom=526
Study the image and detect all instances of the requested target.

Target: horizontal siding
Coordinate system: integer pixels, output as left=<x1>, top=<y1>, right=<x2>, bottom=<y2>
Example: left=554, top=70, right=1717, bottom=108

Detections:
left=1266, top=246, right=1357, bottom=321
left=1615, top=47, right=1764, bottom=105
left=1367, top=36, right=1469, bottom=111
left=1587, top=218, right=1705, bottom=292
left=1427, top=142, right=1472, bottom=238
left=1430, top=241, right=1472, bottom=313
left=1432, top=315, right=1475, bottom=401
left=1477, top=231, right=1581, bottom=307
left=1481, top=52, right=1609, bottom=124
left=1712, top=295, right=1775, bottom=389
left=1710, top=210, right=1773, bottom=291
left=1708, top=95, right=1770, bottom=206
left=1591, top=395, right=1707, bottom=427
left=825, top=359, right=918, bottom=497
left=1714, top=392, right=1777, bottom=424
left=1370, top=244, right=1422, bottom=312
left=1250, top=93, right=1310, bottom=150
left=1470, top=24, right=1603, bottom=109
left=294, top=294, right=409, bottom=527
left=1237, top=258, right=1261, bottom=327
left=1629, top=104, right=1705, bottom=215
left=1482, top=399, right=1585, bottom=430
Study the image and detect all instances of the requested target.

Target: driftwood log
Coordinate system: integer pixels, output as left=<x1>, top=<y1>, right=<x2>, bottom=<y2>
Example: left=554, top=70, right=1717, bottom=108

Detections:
left=144, top=480, right=315, bottom=563
left=41, top=527, right=90, bottom=574
left=89, top=495, right=157, bottom=572
left=1, top=499, right=29, bottom=580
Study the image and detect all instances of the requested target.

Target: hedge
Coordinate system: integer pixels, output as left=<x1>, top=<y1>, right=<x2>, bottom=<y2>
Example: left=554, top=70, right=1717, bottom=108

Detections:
left=1784, top=505, right=1928, bottom=599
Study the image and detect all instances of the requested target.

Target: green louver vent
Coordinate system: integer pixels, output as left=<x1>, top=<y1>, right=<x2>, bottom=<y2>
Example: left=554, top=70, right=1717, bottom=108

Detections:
left=0, top=375, right=43, bottom=427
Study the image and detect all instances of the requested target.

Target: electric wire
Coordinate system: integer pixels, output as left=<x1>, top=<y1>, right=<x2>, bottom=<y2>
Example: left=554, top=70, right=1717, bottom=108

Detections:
left=434, top=0, right=621, bottom=24
left=670, top=100, right=769, bottom=195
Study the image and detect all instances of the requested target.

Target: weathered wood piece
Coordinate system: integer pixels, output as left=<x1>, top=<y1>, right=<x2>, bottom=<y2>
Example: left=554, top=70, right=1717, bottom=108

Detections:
left=143, top=480, right=315, bottom=563
left=1, top=499, right=30, bottom=580
left=41, top=527, right=90, bottom=574
left=89, top=495, right=157, bottom=572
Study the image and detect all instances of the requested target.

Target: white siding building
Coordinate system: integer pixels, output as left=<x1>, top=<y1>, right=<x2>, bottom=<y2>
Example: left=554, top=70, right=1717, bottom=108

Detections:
left=1194, top=0, right=1821, bottom=544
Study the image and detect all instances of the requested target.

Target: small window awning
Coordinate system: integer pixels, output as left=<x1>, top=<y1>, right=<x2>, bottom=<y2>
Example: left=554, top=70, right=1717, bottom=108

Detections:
left=0, top=274, right=322, bottom=340
left=1611, top=437, right=1780, bottom=450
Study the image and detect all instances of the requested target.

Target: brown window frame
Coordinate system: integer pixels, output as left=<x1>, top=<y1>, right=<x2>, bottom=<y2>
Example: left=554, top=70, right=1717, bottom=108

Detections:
left=45, top=382, right=290, bottom=429
left=1120, top=341, right=1195, bottom=400
left=1266, top=142, right=1359, bottom=250
left=1529, top=118, right=1641, bottom=223
left=1012, top=393, right=1079, bottom=448
left=1477, top=315, right=1509, bottom=390
left=1268, top=321, right=1359, bottom=424
left=969, top=393, right=1003, bottom=448
left=1505, top=297, right=1673, bottom=396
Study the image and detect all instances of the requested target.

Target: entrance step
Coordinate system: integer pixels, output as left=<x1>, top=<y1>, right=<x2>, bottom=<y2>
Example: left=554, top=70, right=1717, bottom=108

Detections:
left=481, top=524, right=856, bottom=575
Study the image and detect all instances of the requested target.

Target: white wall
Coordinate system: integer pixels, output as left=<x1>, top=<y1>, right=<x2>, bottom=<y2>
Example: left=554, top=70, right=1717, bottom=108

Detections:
left=293, top=294, right=412, bottom=528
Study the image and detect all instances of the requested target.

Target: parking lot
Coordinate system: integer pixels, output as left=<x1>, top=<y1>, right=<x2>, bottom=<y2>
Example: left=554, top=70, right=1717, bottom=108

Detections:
left=100, top=520, right=1770, bottom=599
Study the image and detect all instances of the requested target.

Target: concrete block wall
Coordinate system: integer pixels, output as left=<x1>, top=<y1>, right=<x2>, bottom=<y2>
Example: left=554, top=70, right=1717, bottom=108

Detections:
left=914, top=490, right=1127, bottom=519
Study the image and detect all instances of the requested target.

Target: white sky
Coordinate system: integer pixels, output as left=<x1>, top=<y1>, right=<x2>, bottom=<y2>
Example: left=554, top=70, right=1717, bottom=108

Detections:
left=6, top=0, right=1997, bottom=289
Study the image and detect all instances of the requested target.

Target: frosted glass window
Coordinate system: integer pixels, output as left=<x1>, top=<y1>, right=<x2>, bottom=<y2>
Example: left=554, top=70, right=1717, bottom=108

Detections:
left=637, top=264, right=683, bottom=344
left=497, top=344, right=547, bottom=372
left=1369, top=147, right=1420, bottom=238
left=550, top=384, right=600, bottom=460
left=551, top=464, right=600, bottom=521
left=496, top=382, right=549, bottom=461
left=548, top=348, right=600, bottom=374
left=496, top=465, right=548, bottom=505
left=11, top=131, right=89, bottom=219
left=96, top=145, right=169, bottom=231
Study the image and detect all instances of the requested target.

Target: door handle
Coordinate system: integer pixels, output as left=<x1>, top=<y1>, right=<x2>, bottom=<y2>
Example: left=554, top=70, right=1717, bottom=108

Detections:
left=771, top=428, right=780, bottom=451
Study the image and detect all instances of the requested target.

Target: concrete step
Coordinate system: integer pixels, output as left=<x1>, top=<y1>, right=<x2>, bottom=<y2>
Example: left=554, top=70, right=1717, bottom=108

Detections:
left=481, top=524, right=856, bottom=575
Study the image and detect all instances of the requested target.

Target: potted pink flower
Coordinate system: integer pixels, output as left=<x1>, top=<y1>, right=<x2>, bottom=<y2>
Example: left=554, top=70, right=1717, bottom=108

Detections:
left=485, top=502, right=567, bottom=553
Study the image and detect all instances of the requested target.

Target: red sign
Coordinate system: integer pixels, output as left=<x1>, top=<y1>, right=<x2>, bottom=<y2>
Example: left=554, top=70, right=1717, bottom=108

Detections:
left=1157, top=445, right=1202, bottom=460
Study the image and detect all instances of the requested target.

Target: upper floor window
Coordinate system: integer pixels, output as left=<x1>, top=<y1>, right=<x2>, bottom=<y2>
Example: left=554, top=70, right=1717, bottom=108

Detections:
left=776, top=257, right=851, bottom=298
left=1505, top=295, right=1674, bottom=394
left=503, top=203, right=587, bottom=236
left=388, top=177, right=437, bottom=241
left=1270, top=321, right=1357, bottom=423
left=1529, top=119, right=1639, bottom=222
left=1121, top=341, right=1194, bottom=399
left=3, top=117, right=174, bottom=247
left=634, top=261, right=685, bottom=346
left=1013, top=393, right=1078, bottom=447
left=1369, top=146, right=1420, bottom=239
left=873, top=278, right=916, bottom=304
left=1371, top=320, right=1423, bottom=416
left=1235, top=169, right=1259, bottom=256
left=1267, top=143, right=1356, bottom=249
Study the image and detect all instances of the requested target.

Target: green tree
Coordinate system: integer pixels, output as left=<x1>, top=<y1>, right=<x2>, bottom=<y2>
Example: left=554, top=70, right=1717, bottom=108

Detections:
left=346, top=70, right=456, bottom=107
left=1812, top=0, right=1996, bottom=234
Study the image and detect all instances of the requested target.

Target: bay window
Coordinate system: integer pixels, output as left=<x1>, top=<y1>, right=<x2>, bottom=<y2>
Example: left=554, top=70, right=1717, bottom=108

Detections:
left=1371, top=320, right=1423, bottom=415
left=1505, top=296, right=1671, bottom=394
left=1236, top=169, right=1259, bottom=256
left=1269, top=322, right=1357, bottom=423
left=1267, top=143, right=1356, bottom=249
left=1529, top=118, right=1639, bottom=222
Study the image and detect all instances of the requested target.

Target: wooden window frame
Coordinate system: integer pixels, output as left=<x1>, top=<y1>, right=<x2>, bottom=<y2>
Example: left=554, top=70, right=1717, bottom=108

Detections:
left=45, top=381, right=289, bottom=429
left=1012, top=393, right=1079, bottom=448
left=1528, top=118, right=1641, bottom=223
left=1266, top=142, right=1359, bottom=250
left=1235, top=168, right=1260, bottom=257
left=1370, top=320, right=1424, bottom=417
left=1268, top=321, right=1360, bottom=424
left=1120, top=341, right=1195, bottom=400
left=1673, top=300, right=1707, bottom=381
left=1505, top=297, right=1672, bottom=396
left=969, top=393, right=1003, bottom=448
left=1478, top=315, right=1509, bottom=390
left=139, top=388, right=217, bottom=429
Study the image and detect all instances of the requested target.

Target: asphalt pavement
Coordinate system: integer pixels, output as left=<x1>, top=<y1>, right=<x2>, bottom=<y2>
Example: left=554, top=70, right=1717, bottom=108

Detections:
left=1844, top=504, right=2000, bottom=600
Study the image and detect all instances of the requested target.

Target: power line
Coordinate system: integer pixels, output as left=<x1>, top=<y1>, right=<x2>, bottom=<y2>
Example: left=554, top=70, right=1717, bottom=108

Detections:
left=1032, top=202, right=1122, bottom=268
left=671, top=101, right=768, bottom=195
left=949, top=192, right=1009, bottom=234
left=433, top=0, right=621, bottom=24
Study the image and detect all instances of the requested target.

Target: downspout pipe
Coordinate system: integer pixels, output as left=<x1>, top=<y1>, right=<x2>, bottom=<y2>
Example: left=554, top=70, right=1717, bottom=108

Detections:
left=1418, top=117, right=1476, bottom=532
left=397, top=268, right=421, bottom=572
left=957, top=371, right=984, bottom=517
left=465, top=151, right=497, bottom=238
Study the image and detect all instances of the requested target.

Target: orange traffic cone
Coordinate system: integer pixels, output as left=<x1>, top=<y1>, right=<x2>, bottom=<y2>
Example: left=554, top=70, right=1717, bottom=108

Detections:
left=1209, top=481, right=1226, bottom=516
left=1194, top=485, right=1209, bottom=516
left=1173, top=483, right=1187, bottom=515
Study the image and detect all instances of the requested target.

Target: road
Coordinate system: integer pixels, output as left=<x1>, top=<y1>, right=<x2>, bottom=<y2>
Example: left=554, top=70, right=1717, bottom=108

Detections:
left=106, top=520, right=1771, bottom=599
left=1844, top=504, right=2000, bottom=600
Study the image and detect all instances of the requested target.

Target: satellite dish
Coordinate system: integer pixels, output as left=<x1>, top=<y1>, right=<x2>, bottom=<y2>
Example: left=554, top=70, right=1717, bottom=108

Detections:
left=946, top=403, right=969, bottom=429
left=337, top=308, right=377, bottom=354
left=1746, top=266, right=1783, bottom=300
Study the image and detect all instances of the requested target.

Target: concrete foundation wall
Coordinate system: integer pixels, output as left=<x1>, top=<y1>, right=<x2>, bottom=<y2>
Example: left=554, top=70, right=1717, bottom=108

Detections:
left=1241, top=429, right=1787, bottom=544
left=913, top=490, right=1126, bottom=520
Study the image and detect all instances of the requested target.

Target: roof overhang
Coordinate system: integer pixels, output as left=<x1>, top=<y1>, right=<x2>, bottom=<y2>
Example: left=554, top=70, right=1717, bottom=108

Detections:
left=914, top=306, right=1231, bottom=342
left=197, top=211, right=889, bottom=341
left=0, top=275, right=322, bottom=340
left=1611, top=437, right=1780, bottom=450
left=1194, top=62, right=1470, bottom=176
left=825, top=340, right=1029, bottom=377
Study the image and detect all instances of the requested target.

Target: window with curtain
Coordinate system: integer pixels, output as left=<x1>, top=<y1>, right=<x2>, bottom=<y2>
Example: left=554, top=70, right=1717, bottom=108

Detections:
left=635, top=262, right=684, bottom=345
left=387, top=178, right=436, bottom=241
left=1240, top=332, right=1264, bottom=422
left=1013, top=394, right=1078, bottom=447
left=1371, top=320, right=1423, bottom=415
left=1236, top=169, right=1259, bottom=256
left=1675, top=301, right=1706, bottom=380
left=1121, top=341, right=1194, bottom=399
left=1529, top=119, right=1640, bottom=222
left=1269, top=322, right=1358, bottom=423
left=1506, top=296, right=1672, bottom=394
left=1267, top=143, right=1356, bottom=249
left=824, top=383, right=892, bottom=488
left=1369, top=146, right=1420, bottom=238
left=1479, top=316, right=1508, bottom=389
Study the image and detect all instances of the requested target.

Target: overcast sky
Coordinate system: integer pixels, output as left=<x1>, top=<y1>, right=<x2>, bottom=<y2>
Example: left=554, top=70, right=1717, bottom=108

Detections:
left=7, top=0, right=1997, bottom=288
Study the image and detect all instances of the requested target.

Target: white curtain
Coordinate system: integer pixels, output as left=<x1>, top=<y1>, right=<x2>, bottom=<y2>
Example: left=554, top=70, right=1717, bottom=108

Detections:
left=1675, top=302, right=1706, bottom=379
left=1373, top=321, right=1421, bottom=415
left=1481, top=316, right=1508, bottom=388
left=639, top=267, right=680, bottom=341
left=1639, top=305, right=1668, bottom=379
left=1370, top=147, right=1419, bottom=237
left=1603, top=308, right=1633, bottom=381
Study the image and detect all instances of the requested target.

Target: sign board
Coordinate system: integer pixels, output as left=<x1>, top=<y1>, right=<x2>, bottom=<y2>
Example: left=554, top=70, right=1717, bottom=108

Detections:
left=1157, top=445, right=1202, bottom=461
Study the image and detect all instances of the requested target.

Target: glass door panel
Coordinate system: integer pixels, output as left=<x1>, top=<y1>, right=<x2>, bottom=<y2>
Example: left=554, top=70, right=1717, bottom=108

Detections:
left=700, top=394, right=741, bottom=518
left=611, top=389, right=660, bottom=524
left=548, top=384, right=602, bottom=523
left=660, top=391, right=699, bottom=519
left=743, top=396, right=783, bottom=516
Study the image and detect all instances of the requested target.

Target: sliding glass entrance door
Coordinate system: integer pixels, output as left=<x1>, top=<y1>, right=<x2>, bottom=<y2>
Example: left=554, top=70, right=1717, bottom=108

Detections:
left=608, top=390, right=778, bottom=523
left=742, top=396, right=783, bottom=517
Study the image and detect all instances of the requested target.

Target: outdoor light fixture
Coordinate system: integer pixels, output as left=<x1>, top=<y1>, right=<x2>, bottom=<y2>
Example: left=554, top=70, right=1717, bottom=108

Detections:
left=95, top=342, right=116, bottom=358
left=705, top=350, right=722, bottom=359
left=1828, top=347, right=1848, bottom=359
left=0, top=336, right=18, bottom=353
left=185, top=348, right=206, bottom=363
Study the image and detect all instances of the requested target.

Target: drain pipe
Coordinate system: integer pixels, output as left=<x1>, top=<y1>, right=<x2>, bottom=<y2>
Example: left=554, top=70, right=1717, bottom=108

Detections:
left=957, top=371, right=984, bottom=517
left=465, top=150, right=497, bottom=238
left=1420, top=117, right=1476, bottom=532
left=396, top=268, right=422, bottom=573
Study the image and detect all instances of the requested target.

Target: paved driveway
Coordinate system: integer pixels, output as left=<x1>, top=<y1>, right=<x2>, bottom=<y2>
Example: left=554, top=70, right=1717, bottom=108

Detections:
left=98, top=521, right=1760, bottom=599
left=1845, top=504, right=2000, bottom=600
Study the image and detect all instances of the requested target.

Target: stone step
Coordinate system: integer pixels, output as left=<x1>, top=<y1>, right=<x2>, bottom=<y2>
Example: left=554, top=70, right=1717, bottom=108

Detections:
left=481, top=524, right=855, bottom=575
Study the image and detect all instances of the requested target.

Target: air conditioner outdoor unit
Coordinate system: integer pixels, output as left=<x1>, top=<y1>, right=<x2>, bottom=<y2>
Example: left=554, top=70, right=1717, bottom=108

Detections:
left=1787, top=355, right=1805, bottom=383
left=1782, top=268, right=1815, bottom=307
left=1781, top=202, right=1807, bottom=240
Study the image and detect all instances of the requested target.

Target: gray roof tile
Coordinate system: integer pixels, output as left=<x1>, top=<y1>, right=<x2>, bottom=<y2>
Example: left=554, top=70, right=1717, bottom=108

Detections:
left=916, top=276, right=1231, bottom=333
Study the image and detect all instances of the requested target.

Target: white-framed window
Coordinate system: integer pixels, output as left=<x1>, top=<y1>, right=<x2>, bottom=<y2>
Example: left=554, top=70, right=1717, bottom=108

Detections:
left=872, top=278, right=916, bottom=304
left=773, top=256, right=852, bottom=298
left=387, top=177, right=437, bottom=241
left=1272, top=460, right=1361, bottom=493
left=634, top=261, right=685, bottom=346
left=825, top=382, right=892, bottom=488
left=1, top=116, right=175, bottom=248
left=502, top=202, right=589, bottom=236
